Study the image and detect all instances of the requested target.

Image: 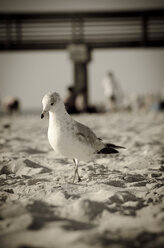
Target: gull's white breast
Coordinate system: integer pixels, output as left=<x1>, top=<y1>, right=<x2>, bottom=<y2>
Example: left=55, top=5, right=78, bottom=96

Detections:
left=48, top=119, right=95, bottom=161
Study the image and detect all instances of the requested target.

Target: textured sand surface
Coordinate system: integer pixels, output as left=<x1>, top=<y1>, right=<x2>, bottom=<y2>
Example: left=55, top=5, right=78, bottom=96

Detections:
left=0, top=112, right=164, bottom=248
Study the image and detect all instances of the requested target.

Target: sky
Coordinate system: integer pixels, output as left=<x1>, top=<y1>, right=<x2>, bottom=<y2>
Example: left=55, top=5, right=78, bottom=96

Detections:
left=0, top=0, right=164, bottom=110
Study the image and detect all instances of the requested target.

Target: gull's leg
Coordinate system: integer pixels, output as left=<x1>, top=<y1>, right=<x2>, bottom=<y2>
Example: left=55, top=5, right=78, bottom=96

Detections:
left=73, top=158, right=81, bottom=183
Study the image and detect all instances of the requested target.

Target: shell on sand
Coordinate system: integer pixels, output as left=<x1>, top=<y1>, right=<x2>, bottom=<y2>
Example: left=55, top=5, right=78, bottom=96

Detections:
left=0, top=112, right=164, bottom=248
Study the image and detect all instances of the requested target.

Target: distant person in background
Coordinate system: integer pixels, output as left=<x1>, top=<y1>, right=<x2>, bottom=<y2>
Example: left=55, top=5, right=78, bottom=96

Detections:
left=75, top=90, right=88, bottom=113
left=101, top=71, right=123, bottom=111
left=144, top=94, right=155, bottom=111
left=2, top=96, right=20, bottom=115
left=64, top=86, right=77, bottom=114
left=158, top=87, right=164, bottom=111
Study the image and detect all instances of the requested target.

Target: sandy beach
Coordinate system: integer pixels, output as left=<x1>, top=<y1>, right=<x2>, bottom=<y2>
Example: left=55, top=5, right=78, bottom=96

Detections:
left=0, top=111, right=164, bottom=248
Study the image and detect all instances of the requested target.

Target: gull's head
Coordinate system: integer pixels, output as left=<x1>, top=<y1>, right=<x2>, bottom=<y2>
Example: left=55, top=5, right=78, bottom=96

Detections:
left=41, top=92, right=61, bottom=119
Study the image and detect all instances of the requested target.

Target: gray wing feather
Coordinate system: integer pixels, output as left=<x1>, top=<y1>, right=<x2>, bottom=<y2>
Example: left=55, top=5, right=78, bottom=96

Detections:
left=74, top=121, right=104, bottom=151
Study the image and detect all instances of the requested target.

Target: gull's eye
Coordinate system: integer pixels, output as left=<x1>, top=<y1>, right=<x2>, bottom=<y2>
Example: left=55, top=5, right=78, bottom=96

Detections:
left=51, top=103, right=54, bottom=106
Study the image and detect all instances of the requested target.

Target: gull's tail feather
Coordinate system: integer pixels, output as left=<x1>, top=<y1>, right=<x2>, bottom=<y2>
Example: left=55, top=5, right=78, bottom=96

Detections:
left=97, top=143, right=125, bottom=154
left=106, top=143, right=126, bottom=149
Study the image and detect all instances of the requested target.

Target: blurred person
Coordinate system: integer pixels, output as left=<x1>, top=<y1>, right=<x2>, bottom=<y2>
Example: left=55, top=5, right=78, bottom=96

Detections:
left=101, top=71, right=123, bottom=111
left=64, top=85, right=77, bottom=113
left=2, top=96, right=20, bottom=115
left=122, top=94, right=132, bottom=111
left=75, top=90, right=88, bottom=113
left=159, top=99, right=164, bottom=111
left=158, top=87, right=164, bottom=111
left=127, top=93, right=141, bottom=112
left=144, top=94, right=155, bottom=111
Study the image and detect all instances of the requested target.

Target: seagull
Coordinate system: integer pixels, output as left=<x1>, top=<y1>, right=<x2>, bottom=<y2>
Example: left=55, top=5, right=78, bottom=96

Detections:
left=41, top=92, right=125, bottom=183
